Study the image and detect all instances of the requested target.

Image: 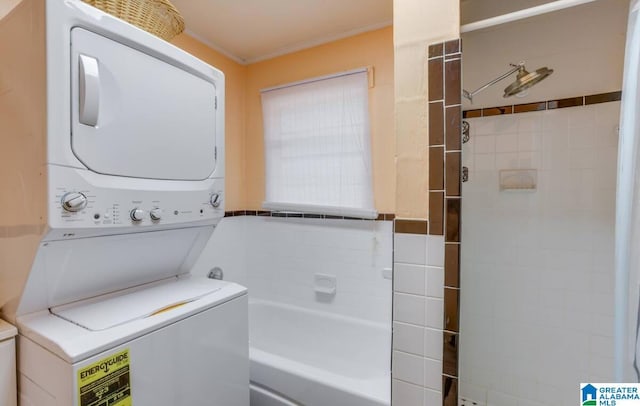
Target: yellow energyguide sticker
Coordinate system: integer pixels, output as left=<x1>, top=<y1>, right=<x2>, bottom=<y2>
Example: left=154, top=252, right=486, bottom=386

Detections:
left=77, top=348, right=132, bottom=406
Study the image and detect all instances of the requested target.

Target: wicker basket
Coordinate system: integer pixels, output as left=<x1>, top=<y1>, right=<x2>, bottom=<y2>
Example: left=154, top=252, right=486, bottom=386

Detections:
left=82, top=0, right=185, bottom=41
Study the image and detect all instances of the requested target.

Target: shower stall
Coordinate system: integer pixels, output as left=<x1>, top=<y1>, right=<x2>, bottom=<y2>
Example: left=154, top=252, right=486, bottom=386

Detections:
left=458, top=0, right=630, bottom=404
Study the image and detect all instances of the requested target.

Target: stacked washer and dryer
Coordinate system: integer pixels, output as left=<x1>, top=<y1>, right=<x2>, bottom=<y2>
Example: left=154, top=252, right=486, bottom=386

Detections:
left=0, top=0, right=248, bottom=405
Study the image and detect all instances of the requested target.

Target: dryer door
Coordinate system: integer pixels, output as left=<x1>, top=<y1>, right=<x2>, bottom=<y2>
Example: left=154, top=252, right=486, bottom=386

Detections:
left=70, top=28, right=217, bottom=181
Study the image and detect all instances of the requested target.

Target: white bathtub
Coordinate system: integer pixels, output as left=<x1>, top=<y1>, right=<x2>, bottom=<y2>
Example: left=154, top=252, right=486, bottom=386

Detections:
left=249, top=299, right=391, bottom=406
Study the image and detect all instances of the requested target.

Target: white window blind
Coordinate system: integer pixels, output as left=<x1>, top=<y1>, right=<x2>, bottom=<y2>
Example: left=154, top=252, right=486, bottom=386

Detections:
left=261, top=69, right=377, bottom=219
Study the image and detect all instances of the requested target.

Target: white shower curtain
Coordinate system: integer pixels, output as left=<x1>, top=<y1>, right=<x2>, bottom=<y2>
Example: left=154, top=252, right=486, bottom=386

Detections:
left=615, top=0, right=640, bottom=382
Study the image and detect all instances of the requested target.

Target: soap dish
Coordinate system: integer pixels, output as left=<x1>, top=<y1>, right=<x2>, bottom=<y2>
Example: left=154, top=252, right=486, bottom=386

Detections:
left=499, top=169, right=537, bottom=191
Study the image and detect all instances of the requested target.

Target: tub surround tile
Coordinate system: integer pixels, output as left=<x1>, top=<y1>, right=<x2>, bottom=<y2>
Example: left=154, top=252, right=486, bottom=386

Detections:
left=425, top=358, right=443, bottom=391
left=393, top=351, right=425, bottom=386
left=242, top=217, right=393, bottom=322
left=394, top=233, right=427, bottom=265
left=394, top=322, right=426, bottom=356
left=445, top=152, right=461, bottom=197
left=444, top=288, right=459, bottom=332
left=426, top=266, right=445, bottom=298
left=428, top=58, right=444, bottom=102
left=445, top=53, right=461, bottom=62
left=428, top=43, right=443, bottom=58
left=585, top=91, right=622, bottom=105
left=429, top=102, right=445, bottom=146
left=442, top=376, right=458, bottom=406
left=426, top=235, right=445, bottom=267
left=395, top=293, right=426, bottom=325
left=548, top=96, right=584, bottom=109
left=424, top=388, right=443, bottom=406
left=444, top=59, right=461, bottom=106
left=514, top=101, right=547, bottom=114
left=445, top=199, right=461, bottom=243
left=443, top=332, right=458, bottom=376
left=424, top=328, right=444, bottom=361
left=395, top=219, right=428, bottom=235
left=445, top=106, right=462, bottom=151
left=429, top=147, right=445, bottom=190
left=425, top=298, right=444, bottom=329
left=444, top=39, right=460, bottom=55
left=444, top=244, right=460, bottom=288
left=395, top=263, right=427, bottom=295
left=393, top=379, right=424, bottom=406
left=463, top=109, right=481, bottom=119
left=482, top=105, right=513, bottom=116
left=428, top=192, right=444, bottom=236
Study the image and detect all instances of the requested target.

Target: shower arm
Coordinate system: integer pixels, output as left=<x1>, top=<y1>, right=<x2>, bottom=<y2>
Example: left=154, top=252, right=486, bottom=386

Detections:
left=463, top=63, right=524, bottom=103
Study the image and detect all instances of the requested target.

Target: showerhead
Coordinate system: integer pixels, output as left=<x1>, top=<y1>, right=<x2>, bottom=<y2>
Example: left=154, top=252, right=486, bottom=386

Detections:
left=503, top=65, right=553, bottom=98
left=462, top=62, right=554, bottom=103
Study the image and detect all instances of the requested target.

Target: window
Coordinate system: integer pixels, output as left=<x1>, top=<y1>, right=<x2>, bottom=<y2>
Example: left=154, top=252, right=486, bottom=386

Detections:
left=261, top=69, right=376, bottom=219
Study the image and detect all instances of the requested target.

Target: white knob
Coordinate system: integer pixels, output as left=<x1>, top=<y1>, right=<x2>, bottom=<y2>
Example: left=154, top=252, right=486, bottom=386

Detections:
left=130, top=208, right=146, bottom=222
left=150, top=208, right=162, bottom=221
left=61, top=192, right=87, bottom=212
left=210, top=193, right=221, bottom=208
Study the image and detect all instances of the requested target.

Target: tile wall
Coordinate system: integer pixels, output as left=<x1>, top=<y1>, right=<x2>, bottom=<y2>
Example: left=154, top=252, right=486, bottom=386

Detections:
left=392, top=39, right=462, bottom=406
left=193, top=214, right=393, bottom=324
left=242, top=216, right=393, bottom=323
left=393, top=228, right=447, bottom=404
left=459, top=99, right=620, bottom=405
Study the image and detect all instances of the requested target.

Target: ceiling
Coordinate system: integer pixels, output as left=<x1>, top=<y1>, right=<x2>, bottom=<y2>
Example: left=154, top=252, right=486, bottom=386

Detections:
left=170, top=0, right=393, bottom=65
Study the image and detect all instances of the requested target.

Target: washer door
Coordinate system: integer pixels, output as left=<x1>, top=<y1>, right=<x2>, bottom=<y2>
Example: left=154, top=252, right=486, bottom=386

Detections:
left=70, top=28, right=217, bottom=181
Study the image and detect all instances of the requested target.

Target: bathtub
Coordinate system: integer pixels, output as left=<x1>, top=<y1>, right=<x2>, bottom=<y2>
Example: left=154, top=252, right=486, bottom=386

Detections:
left=249, top=299, right=391, bottom=406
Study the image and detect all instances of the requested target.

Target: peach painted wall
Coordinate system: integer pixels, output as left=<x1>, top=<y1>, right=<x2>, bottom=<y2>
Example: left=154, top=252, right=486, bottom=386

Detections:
left=394, top=0, right=460, bottom=219
left=171, top=34, right=248, bottom=210
left=244, top=27, right=395, bottom=213
left=173, top=28, right=394, bottom=213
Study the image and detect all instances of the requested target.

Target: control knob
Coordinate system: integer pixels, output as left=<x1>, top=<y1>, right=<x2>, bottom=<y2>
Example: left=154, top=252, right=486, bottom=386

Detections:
left=150, top=208, right=162, bottom=221
left=210, top=193, right=222, bottom=208
left=61, top=192, right=88, bottom=212
left=130, top=208, right=146, bottom=222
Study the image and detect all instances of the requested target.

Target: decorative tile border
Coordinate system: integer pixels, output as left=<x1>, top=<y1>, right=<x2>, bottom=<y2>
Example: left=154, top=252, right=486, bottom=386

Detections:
left=462, top=90, right=622, bottom=118
left=428, top=38, right=462, bottom=406
left=394, top=219, right=428, bottom=234
left=224, top=210, right=396, bottom=221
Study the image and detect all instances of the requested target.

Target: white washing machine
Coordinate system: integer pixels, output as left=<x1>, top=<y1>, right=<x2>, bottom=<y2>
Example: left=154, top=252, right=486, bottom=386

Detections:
left=0, top=0, right=248, bottom=405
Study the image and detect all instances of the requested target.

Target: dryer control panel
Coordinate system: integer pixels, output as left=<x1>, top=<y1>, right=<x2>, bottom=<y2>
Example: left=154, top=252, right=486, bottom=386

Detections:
left=47, top=165, right=224, bottom=237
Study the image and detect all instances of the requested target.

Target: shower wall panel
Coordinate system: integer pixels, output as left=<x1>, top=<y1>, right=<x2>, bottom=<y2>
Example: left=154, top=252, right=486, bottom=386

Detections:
left=459, top=101, right=619, bottom=406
